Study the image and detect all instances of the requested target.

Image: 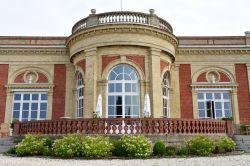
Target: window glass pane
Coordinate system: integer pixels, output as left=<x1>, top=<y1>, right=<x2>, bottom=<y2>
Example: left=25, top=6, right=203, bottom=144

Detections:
left=13, top=103, right=20, bottom=110
left=116, top=74, right=123, bottom=80
left=116, top=83, right=122, bottom=92
left=130, top=73, right=136, bottom=80
left=125, top=83, right=131, bottom=92
left=108, top=96, right=115, bottom=105
left=115, top=106, right=122, bottom=117
left=206, top=93, right=212, bottom=99
left=23, top=94, right=30, bottom=100
left=22, top=111, right=29, bottom=119
left=14, top=94, right=21, bottom=100
left=32, top=94, right=39, bottom=100
left=224, top=102, right=230, bottom=109
left=198, top=102, right=205, bottom=109
left=197, top=93, right=204, bottom=99
left=108, top=106, right=114, bottom=115
left=125, top=106, right=131, bottom=115
left=40, top=103, right=47, bottom=110
left=108, top=84, right=115, bottom=92
left=124, top=65, right=132, bottom=74
left=115, top=96, right=122, bottom=105
left=125, top=96, right=131, bottom=105
left=215, top=102, right=222, bottom=109
left=225, top=109, right=232, bottom=117
left=199, top=109, right=205, bottom=118
left=31, top=103, right=38, bottom=110
left=113, top=65, right=123, bottom=75
left=40, top=111, right=47, bottom=119
left=214, top=93, right=221, bottom=99
left=132, top=96, right=138, bottom=105
left=223, top=93, right=230, bottom=99
left=13, top=111, right=20, bottom=119
left=109, top=71, right=116, bottom=80
left=216, top=109, right=223, bottom=118
left=31, top=111, right=37, bottom=119
left=133, top=106, right=139, bottom=115
left=132, top=83, right=137, bottom=92
left=124, top=74, right=131, bottom=80
left=23, top=103, right=29, bottom=110
left=41, top=94, right=48, bottom=101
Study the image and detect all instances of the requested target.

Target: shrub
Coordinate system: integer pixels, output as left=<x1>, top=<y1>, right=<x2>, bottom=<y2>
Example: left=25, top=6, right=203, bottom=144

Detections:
left=165, top=146, right=177, bottom=156
left=112, top=140, right=127, bottom=157
left=52, top=134, right=84, bottom=158
left=7, top=147, right=16, bottom=154
left=153, top=140, right=166, bottom=156
left=52, top=135, right=113, bottom=159
left=213, top=137, right=236, bottom=154
left=81, top=136, right=113, bottom=159
left=15, top=134, right=52, bottom=157
left=120, top=136, right=152, bottom=158
left=186, top=136, right=215, bottom=156
left=176, top=147, right=189, bottom=156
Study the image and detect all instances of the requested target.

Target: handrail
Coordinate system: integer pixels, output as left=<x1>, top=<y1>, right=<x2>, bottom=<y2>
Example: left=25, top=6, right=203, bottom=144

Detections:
left=13, top=118, right=232, bottom=136
left=72, top=10, right=173, bottom=34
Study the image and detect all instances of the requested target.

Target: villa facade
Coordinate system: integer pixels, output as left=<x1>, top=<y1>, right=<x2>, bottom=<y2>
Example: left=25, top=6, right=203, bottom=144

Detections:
left=1, top=9, right=250, bottom=131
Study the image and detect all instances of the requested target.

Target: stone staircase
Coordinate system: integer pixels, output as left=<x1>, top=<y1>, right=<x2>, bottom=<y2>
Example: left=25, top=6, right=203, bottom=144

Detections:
left=0, top=137, right=15, bottom=153
left=233, top=135, right=250, bottom=152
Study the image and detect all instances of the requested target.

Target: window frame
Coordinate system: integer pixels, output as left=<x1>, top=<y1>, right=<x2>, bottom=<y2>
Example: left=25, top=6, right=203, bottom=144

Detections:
left=76, top=72, right=84, bottom=118
left=162, top=72, right=170, bottom=118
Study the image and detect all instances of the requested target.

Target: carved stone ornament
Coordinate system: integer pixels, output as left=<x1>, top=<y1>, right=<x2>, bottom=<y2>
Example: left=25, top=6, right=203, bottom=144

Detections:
left=206, top=71, right=220, bottom=83
left=24, top=71, right=38, bottom=83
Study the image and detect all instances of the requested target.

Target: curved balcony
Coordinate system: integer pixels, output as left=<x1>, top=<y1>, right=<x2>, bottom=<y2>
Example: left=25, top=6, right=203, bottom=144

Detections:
left=72, top=9, right=173, bottom=34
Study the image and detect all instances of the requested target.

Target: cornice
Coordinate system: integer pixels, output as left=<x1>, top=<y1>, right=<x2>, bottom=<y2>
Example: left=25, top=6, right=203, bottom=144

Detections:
left=66, top=25, right=178, bottom=48
left=5, top=83, right=54, bottom=90
left=0, top=48, right=69, bottom=56
left=191, top=83, right=238, bottom=89
left=177, top=48, right=250, bottom=55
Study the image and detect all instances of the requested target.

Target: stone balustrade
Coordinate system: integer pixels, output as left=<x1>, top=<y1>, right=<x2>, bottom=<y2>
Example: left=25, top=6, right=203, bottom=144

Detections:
left=72, top=9, right=173, bottom=34
left=13, top=118, right=233, bottom=136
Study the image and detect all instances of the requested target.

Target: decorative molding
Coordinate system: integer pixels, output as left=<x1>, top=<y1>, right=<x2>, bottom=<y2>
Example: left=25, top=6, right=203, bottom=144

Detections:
left=67, top=25, right=178, bottom=49
left=177, top=48, right=250, bottom=55
left=5, top=83, right=54, bottom=90
left=191, top=83, right=238, bottom=89
left=0, top=48, right=69, bottom=56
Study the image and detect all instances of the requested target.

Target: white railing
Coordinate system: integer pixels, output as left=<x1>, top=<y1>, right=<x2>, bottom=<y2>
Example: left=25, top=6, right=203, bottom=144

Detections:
left=72, top=10, right=173, bottom=34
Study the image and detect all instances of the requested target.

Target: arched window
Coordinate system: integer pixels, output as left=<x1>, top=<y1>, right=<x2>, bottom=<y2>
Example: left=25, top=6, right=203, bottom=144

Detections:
left=76, top=72, right=84, bottom=118
left=162, top=72, right=170, bottom=117
left=107, top=64, right=140, bottom=118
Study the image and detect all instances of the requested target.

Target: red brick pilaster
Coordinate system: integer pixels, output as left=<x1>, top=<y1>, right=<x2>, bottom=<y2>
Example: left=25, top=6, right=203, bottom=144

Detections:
left=52, top=64, right=66, bottom=120
left=179, top=64, right=193, bottom=119
left=0, top=64, right=9, bottom=123
left=235, top=64, right=250, bottom=124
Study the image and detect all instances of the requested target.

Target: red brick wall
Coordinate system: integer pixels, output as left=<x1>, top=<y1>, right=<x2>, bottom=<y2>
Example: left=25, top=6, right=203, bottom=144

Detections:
left=52, top=64, right=66, bottom=120
left=0, top=65, right=8, bottom=123
left=235, top=64, right=250, bottom=124
left=127, top=55, right=145, bottom=73
left=102, top=56, right=120, bottom=72
left=160, top=60, right=169, bottom=73
left=219, top=72, right=231, bottom=82
left=179, top=64, right=193, bottom=119
left=77, top=60, right=86, bottom=72
left=197, top=71, right=231, bottom=82
left=14, top=73, right=25, bottom=83
left=197, top=72, right=207, bottom=82
left=37, top=72, right=48, bottom=83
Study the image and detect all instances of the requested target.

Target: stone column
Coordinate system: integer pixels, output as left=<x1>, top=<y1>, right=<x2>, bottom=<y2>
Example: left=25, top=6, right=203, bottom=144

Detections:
left=192, top=88, right=199, bottom=119
left=4, top=89, right=13, bottom=124
left=149, top=47, right=162, bottom=118
left=64, top=64, right=75, bottom=118
left=231, top=88, right=240, bottom=124
left=169, top=64, right=181, bottom=118
left=47, top=88, right=53, bottom=120
left=84, top=48, right=98, bottom=118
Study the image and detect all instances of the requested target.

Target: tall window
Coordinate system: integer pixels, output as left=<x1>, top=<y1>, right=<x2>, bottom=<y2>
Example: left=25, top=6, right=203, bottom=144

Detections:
left=76, top=72, right=84, bottom=118
left=162, top=72, right=170, bottom=117
left=12, top=92, right=48, bottom=121
left=197, top=92, right=232, bottom=119
left=107, top=64, right=140, bottom=118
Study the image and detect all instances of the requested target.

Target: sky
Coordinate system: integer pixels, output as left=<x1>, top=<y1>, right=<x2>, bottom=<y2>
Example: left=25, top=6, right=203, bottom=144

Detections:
left=0, top=0, right=249, bottom=37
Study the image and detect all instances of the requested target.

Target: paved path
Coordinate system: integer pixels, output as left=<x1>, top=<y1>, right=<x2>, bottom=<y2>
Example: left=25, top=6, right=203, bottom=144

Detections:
left=0, top=154, right=250, bottom=166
